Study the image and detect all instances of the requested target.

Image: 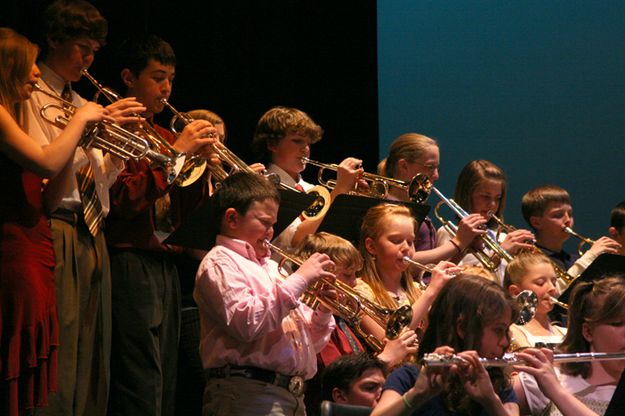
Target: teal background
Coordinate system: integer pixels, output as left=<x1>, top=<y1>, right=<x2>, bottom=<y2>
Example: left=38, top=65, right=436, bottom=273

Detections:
left=378, top=1, right=625, bottom=251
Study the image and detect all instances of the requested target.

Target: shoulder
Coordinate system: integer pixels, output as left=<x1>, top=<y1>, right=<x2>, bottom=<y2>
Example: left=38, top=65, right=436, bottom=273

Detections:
left=384, top=364, right=419, bottom=395
left=354, top=278, right=374, bottom=298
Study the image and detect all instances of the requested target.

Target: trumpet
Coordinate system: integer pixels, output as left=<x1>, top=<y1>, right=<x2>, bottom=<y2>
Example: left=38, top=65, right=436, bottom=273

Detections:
left=421, top=351, right=625, bottom=368
left=264, top=239, right=413, bottom=352
left=563, top=226, right=595, bottom=257
left=80, top=69, right=184, bottom=184
left=33, top=83, right=174, bottom=170
left=411, top=174, right=512, bottom=272
left=487, top=211, right=577, bottom=286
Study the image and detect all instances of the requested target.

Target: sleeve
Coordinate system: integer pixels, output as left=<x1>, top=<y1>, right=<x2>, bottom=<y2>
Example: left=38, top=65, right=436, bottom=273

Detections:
left=353, top=279, right=376, bottom=302
left=308, top=308, right=335, bottom=353
left=517, top=371, right=550, bottom=415
left=108, top=157, right=172, bottom=219
left=194, top=251, right=307, bottom=342
left=567, top=250, right=599, bottom=280
left=435, top=225, right=452, bottom=248
left=383, top=365, right=419, bottom=395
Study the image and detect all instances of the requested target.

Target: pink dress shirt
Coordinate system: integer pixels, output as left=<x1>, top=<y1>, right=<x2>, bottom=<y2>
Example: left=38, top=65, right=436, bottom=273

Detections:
left=194, top=235, right=335, bottom=380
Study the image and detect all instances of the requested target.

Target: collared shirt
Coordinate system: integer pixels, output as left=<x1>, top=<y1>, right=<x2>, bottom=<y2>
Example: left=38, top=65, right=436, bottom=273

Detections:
left=536, top=244, right=577, bottom=272
left=267, top=163, right=314, bottom=192
left=267, top=164, right=314, bottom=250
left=24, top=62, right=124, bottom=215
left=193, top=235, right=335, bottom=379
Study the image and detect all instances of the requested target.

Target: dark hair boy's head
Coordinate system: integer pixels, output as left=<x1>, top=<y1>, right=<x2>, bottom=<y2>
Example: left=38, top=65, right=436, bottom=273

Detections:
left=521, top=184, right=571, bottom=227
left=320, top=353, right=386, bottom=401
left=43, top=0, right=107, bottom=47
left=117, top=34, right=176, bottom=77
left=213, top=172, right=280, bottom=225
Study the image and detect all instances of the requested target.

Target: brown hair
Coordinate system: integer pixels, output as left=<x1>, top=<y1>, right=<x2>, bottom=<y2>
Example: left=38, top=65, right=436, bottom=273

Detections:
left=559, top=276, right=625, bottom=377
left=418, top=274, right=518, bottom=413
left=503, top=251, right=554, bottom=289
left=213, top=172, right=280, bottom=230
left=521, top=184, right=571, bottom=228
left=0, top=28, right=38, bottom=120
left=295, top=232, right=363, bottom=272
left=358, top=203, right=422, bottom=309
left=453, top=160, right=506, bottom=226
left=377, top=133, right=438, bottom=179
left=462, top=265, right=498, bottom=283
left=42, top=0, right=107, bottom=50
left=252, top=106, right=323, bottom=164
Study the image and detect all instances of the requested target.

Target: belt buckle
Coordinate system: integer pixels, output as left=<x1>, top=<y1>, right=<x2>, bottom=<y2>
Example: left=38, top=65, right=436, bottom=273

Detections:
left=287, top=375, right=305, bottom=396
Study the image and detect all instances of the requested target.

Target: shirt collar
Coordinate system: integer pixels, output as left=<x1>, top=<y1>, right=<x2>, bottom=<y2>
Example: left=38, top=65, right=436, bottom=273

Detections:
left=536, top=244, right=571, bottom=262
left=215, top=234, right=270, bottom=266
left=38, top=62, right=68, bottom=95
left=267, top=164, right=302, bottom=188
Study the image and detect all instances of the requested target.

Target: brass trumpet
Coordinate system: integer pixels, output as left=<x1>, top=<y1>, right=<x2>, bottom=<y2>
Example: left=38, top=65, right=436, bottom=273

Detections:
left=33, top=83, right=174, bottom=170
left=265, top=239, right=413, bottom=352
left=563, top=226, right=595, bottom=257
left=80, top=69, right=184, bottom=184
left=487, top=211, right=577, bottom=286
left=410, top=174, right=512, bottom=272
left=302, top=158, right=395, bottom=198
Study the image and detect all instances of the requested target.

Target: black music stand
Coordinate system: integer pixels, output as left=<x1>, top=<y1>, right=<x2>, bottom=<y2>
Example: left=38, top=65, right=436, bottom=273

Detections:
left=558, top=254, right=625, bottom=305
left=316, top=193, right=430, bottom=245
left=164, top=187, right=317, bottom=251
left=550, top=254, right=625, bottom=323
left=604, top=366, right=625, bottom=416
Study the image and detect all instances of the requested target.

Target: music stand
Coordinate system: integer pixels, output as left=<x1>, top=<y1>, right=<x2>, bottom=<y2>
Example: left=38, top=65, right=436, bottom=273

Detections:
left=558, top=254, right=625, bottom=305
left=317, top=193, right=430, bottom=245
left=164, top=187, right=317, bottom=251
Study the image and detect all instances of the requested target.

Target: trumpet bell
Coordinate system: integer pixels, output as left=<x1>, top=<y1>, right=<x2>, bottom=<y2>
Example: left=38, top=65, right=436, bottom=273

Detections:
left=176, top=157, right=207, bottom=187
left=515, top=290, right=538, bottom=325
left=301, top=185, right=332, bottom=221
left=407, top=173, right=432, bottom=204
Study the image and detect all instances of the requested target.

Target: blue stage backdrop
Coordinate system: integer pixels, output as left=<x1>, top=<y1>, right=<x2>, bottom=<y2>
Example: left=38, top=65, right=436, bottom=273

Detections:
left=378, top=1, right=625, bottom=251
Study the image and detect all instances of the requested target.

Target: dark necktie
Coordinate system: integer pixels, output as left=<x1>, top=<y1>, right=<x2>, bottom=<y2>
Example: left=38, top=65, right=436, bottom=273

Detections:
left=336, top=317, right=363, bottom=353
left=61, top=83, right=73, bottom=116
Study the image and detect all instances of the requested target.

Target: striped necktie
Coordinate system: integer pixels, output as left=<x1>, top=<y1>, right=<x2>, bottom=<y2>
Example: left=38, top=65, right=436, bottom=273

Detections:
left=76, top=164, right=104, bottom=236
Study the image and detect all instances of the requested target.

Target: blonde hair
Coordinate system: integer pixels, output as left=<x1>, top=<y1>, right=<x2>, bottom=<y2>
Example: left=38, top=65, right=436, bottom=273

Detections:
left=294, top=232, right=363, bottom=271
left=461, top=265, right=498, bottom=283
left=378, top=133, right=438, bottom=179
left=0, top=28, right=38, bottom=120
left=359, top=203, right=422, bottom=309
left=503, top=251, right=554, bottom=289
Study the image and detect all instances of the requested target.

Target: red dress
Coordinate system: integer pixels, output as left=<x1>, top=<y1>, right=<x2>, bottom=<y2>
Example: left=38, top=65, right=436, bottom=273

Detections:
left=0, top=153, right=58, bottom=416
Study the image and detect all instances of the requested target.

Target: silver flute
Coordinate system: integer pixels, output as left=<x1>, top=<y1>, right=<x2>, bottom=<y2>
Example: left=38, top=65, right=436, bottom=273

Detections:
left=421, top=352, right=625, bottom=368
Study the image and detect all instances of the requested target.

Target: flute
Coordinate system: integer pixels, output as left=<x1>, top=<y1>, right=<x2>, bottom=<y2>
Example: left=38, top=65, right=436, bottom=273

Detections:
left=421, top=352, right=625, bottom=368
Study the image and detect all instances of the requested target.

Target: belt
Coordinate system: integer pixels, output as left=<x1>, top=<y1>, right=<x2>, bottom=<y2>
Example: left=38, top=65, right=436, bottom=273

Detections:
left=50, top=208, right=83, bottom=226
left=205, top=365, right=306, bottom=396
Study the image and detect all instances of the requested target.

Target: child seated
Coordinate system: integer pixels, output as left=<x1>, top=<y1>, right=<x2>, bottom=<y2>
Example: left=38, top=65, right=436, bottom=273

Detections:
left=372, top=274, right=520, bottom=416
left=193, top=172, right=337, bottom=415
left=504, top=252, right=566, bottom=350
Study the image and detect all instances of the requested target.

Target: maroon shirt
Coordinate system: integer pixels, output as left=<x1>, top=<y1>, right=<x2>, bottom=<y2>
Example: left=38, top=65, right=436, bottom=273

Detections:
left=105, top=123, right=208, bottom=252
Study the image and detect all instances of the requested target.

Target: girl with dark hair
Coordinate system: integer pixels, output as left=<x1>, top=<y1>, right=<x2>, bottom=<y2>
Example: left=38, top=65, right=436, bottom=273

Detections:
left=372, top=274, right=520, bottom=415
